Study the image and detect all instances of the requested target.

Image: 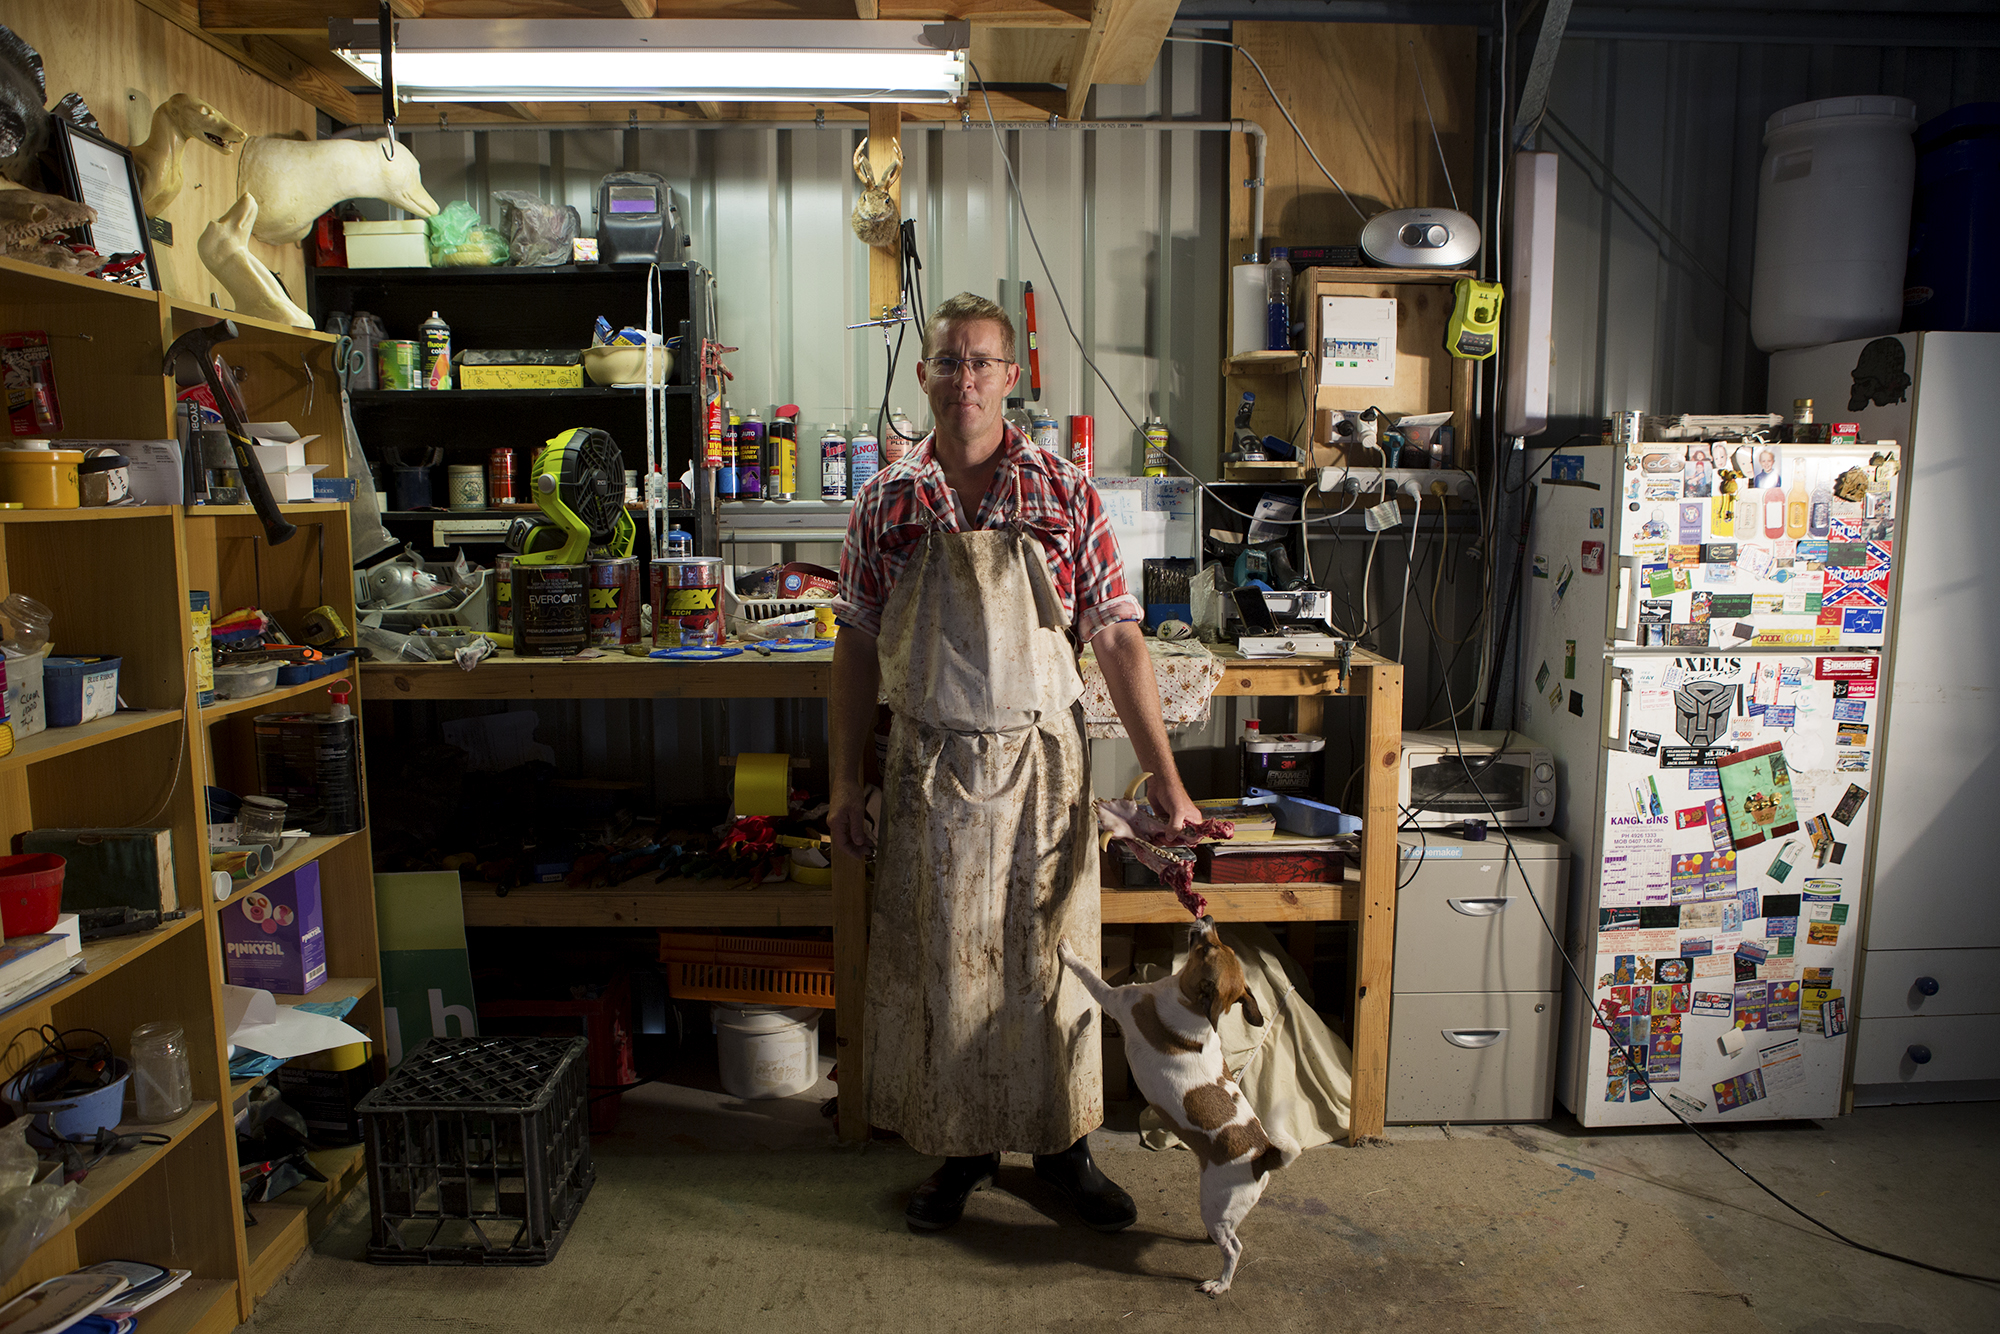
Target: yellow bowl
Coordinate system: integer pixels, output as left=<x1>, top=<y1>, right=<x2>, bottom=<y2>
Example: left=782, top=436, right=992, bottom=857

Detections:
left=582, top=344, right=674, bottom=386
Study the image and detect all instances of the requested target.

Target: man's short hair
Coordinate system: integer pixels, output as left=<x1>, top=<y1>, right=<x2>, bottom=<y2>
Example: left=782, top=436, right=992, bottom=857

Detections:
left=924, top=292, right=1017, bottom=362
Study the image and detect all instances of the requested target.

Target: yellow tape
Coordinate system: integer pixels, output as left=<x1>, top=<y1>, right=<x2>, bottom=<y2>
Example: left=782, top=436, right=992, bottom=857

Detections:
left=734, top=752, right=791, bottom=817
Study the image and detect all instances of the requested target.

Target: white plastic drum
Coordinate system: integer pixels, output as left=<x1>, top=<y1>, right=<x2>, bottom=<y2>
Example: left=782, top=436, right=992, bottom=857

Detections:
left=711, top=1004, right=820, bottom=1099
left=1751, top=96, right=1919, bottom=352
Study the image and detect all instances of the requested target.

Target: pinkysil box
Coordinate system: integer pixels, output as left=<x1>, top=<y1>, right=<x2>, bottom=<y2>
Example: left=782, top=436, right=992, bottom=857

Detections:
left=220, top=861, right=326, bottom=994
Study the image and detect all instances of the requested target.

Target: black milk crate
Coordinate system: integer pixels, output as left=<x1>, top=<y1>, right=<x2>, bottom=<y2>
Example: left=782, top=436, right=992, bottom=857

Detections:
left=358, top=1037, right=595, bottom=1265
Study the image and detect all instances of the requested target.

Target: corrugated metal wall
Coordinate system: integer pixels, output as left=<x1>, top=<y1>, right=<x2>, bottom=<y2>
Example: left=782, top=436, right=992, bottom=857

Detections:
left=392, top=45, right=1246, bottom=802
left=1538, top=37, right=2000, bottom=432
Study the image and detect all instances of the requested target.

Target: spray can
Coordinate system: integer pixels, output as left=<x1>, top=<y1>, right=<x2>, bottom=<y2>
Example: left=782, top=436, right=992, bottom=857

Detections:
left=719, top=412, right=740, bottom=501
left=1143, top=415, right=1170, bottom=476
left=704, top=396, right=724, bottom=468
left=850, top=424, right=880, bottom=493
left=886, top=407, right=917, bottom=463
left=418, top=311, right=452, bottom=390
left=820, top=427, right=849, bottom=501
left=767, top=417, right=796, bottom=501
left=1069, top=415, right=1094, bottom=475
left=738, top=411, right=766, bottom=500
left=1031, top=409, right=1060, bottom=454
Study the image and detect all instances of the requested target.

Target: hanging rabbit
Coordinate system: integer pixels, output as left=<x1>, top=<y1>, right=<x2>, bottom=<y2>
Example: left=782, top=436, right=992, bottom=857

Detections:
left=851, top=136, right=902, bottom=249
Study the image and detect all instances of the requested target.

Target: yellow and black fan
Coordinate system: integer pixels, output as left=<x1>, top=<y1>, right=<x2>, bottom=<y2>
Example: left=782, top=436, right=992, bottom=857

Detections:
left=507, top=427, right=636, bottom=566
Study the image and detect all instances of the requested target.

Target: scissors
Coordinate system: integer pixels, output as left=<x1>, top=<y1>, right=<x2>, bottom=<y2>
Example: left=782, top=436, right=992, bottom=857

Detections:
left=331, top=334, right=365, bottom=391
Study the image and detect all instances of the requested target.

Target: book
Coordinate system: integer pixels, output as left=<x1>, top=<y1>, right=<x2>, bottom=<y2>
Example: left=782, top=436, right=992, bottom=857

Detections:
left=0, top=1272, right=127, bottom=1334
left=16, top=829, right=176, bottom=914
left=1190, top=799, right=1277, bottom=842
left=0, top=955, right=83, bottom=1012
left=0, top=933, right=74, bottom=992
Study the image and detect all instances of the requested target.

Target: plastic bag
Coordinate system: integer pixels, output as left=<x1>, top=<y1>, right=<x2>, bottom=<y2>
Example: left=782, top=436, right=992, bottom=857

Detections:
left=0, top=1120, right=83, bottom=1283
left=425, top=202, right=510, bottom=267
left=492, top=190, right=581, bottom=267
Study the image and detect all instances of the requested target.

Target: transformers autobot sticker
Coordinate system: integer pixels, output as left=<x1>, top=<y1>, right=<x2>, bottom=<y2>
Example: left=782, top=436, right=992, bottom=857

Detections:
left=1675, top=679, right=1737, bottom=749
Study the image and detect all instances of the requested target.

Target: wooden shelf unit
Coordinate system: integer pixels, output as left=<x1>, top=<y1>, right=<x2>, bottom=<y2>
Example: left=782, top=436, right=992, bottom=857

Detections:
left=0, top=254, right=382, bottom=1324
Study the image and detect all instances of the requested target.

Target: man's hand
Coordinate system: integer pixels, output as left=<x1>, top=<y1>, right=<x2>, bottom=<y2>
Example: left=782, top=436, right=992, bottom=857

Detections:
left=829, top=788, right=874, bottom=862
left=1145, top=772, right=1203, bottom=833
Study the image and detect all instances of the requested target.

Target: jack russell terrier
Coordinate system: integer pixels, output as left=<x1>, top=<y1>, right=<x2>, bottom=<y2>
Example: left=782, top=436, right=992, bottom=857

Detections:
left=1058, top=918, right=1300, bottom=1295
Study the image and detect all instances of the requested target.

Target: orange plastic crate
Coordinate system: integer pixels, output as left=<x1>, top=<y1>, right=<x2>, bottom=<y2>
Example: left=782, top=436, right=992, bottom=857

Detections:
left=658, top=932, right=835, bottom=1009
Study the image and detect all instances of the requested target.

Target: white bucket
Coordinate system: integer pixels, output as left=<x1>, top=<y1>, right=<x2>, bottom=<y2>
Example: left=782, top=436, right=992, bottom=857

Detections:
left=711, top=1004, right=820, bottom=1099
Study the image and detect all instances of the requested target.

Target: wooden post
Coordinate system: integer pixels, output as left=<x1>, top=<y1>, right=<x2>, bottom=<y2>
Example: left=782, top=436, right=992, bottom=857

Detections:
left=1348, top=660, right=1403, bottom=1143
left=867, top=104, right=904, bottom=324
left=832, top=849, right=870, bottom=1142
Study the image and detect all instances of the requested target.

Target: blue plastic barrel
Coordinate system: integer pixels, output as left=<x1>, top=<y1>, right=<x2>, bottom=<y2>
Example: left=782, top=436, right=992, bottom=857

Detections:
left=1902, top=102, right=2000, bottom=333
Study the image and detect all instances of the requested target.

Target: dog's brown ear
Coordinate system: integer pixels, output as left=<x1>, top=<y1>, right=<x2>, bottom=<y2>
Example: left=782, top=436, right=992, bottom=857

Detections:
left=1238, top=989, right=1266, bottom=1027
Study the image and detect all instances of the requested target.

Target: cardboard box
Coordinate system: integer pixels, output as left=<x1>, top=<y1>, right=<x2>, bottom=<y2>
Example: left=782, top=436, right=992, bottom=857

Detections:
left=343, top=220, right=429, bottom=269
left=457, top=364, right=585, bottom=390
left=220, top=861, right=325, bottom=994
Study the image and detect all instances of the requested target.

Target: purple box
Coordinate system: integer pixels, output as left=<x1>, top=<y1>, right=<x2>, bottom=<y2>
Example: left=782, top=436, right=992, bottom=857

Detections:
left=220, top=862, right=326, bottom=995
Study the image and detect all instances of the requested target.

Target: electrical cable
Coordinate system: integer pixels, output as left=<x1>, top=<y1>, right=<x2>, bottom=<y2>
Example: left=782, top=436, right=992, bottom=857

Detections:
left=1406, top=592, right=2000, bottom=1289
left=1395, top=491, right=1421, bottom=664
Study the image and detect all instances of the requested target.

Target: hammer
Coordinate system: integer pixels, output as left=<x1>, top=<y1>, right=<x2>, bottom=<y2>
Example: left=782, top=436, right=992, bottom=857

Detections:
left=164, top=321, right=296, bottom=546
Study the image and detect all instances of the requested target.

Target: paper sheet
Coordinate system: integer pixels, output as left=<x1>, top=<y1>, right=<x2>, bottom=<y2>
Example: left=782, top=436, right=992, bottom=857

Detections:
left=223, top=984, right=370, bottom=1059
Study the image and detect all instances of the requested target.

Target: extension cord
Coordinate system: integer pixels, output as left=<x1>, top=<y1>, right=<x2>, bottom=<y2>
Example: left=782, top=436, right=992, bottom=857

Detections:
left=1330, top=467, right=1478, bottom=499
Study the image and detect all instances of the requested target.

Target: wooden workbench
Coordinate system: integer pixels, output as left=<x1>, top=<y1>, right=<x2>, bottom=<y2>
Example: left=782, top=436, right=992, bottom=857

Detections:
left=362, top=644, right=1403, bottom=1143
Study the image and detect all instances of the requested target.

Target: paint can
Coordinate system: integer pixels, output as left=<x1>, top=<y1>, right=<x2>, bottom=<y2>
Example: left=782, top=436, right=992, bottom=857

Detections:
left=377, top=340, right=419, bottom=392
left=586, top=556, right=641, bottom=647
left=652, top=556, right=723, bottom=649
left=492, top=551, right=514, bottom=639
left=488, top=448, right=516, bottom=505
left=512, top=564, right=588, bottom=657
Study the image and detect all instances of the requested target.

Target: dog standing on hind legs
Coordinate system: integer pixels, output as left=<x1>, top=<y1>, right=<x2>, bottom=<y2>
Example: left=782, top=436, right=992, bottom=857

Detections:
left=1057, top=918, right=1301, bottom=1295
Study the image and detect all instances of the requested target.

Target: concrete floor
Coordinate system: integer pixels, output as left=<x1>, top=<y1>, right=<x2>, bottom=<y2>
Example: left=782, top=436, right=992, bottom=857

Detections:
left=249, top=1060, right=2000, bottom=1334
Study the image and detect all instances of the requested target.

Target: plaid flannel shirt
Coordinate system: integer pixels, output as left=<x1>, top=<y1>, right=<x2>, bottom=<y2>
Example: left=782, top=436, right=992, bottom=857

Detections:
left=831, top=424, right=1141, bottom=642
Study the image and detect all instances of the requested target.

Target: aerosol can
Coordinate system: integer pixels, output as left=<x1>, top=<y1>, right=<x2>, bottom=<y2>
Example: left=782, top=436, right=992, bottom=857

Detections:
left=418, top=311, right=452, bottom=390
left=820, top=426, right=849, bottom=501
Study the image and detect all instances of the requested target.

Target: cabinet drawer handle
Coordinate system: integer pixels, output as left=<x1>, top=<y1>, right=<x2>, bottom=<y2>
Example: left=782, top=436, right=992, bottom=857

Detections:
left=1914, top=976, right=1940, bottom=997
left=1446, top=897, right=1513, bottom=916
left=1442, top=1029, right=1505, bottom=1049
left=1907, top=1044, right=1933, bottom=1065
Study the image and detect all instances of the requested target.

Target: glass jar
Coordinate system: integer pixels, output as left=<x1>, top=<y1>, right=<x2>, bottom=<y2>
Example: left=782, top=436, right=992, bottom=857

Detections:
left=238, top=795, right=287, bottom=850
left=0, top=593, right=52, bottom=657
left=129, top=1021, right=193, bottom=1123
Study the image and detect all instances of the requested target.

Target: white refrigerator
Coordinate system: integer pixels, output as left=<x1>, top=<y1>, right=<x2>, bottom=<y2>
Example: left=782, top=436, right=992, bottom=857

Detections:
left=1519, top=431, right=1900, bottom=1125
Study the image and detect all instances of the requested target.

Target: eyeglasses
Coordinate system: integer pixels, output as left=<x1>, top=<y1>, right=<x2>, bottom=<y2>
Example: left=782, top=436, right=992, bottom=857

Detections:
left=921, top=356, right=1010, bottom=380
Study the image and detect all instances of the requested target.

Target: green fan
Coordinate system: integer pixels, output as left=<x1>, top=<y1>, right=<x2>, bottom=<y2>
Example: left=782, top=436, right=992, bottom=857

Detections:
left=508, top=427, right=636, bottom=566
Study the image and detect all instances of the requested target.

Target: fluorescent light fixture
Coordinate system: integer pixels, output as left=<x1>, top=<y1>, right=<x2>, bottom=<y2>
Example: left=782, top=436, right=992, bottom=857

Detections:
left=331, top=19, right=969, bottom=104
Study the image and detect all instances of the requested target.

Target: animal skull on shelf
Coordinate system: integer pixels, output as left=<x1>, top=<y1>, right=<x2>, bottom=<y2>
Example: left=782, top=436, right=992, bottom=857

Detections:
left=132, top=93, right=248, bottom=217
left=0, top=187, right=98, bottom=272
left=850, top=137, right=901, bottom=249
left=198, top=192, right=312, bottom=328
left=236, top=134, right=439, bottom=245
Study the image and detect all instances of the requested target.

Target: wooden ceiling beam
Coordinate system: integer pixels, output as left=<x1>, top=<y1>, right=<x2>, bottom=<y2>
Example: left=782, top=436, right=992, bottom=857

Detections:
left=198, top=0, right=1089, bottom=35
left=619, top=0, right=661, bottom=15
left=1091, top=0, right=1178, bottom=86
left=388, top=0, right=428, bottom=17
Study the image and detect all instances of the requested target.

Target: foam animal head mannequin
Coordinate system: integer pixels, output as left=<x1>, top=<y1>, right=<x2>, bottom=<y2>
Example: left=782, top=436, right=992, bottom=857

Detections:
left=198, top=192, right=312, bottom=328
left=851, top=137, right=901, bottom=249
left=236, top=134, right=439, bottom=245
left=0, top=187, right=96, bottom=271
left=133, top=94, right=248, bottom=217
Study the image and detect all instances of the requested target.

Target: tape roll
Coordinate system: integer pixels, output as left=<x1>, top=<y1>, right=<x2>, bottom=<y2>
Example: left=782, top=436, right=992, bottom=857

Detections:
left=734, top=752, right=791, bottom=817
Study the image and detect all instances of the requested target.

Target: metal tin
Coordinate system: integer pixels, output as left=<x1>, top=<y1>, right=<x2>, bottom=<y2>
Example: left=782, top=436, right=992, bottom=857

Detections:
left=1607, top=409, right=1644, bottom=445
left=737, top=413, right=766, bottom=500
left=493, top=552, right=514, bottom=638
left=586, top=557, right=641, bottom=647
left=488, top=448, right=516, bottom=505
left=767, top=420, right=796, bottom=501
left=418, top=311, right=452, bottom=390
left=652, top=556, right=723, bottom=648
left=820, top=428, right=848, bottom=500
left=512, top=564, right=588, bottom=657
left=719, top=416, right=740, bottom=501
left=850, top=427, right=879, bottom=493
left=704, top=396, right=724, bottom=468
left=1031, top=410, right=1060, bottom=454
left=377, top=340, right=419, bottom=392
left=447, top=464, right=485, bottom=510
left=1069, top=415, right=1094, bottom=474
left=1143, top=416, right=1169, bottom=476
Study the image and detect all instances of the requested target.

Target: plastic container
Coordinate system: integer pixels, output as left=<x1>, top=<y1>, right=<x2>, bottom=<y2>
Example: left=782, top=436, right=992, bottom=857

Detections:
left=213, top=660, right=281, bottom=700
left=1902, top=102, right=2000, bottom=334
left=358, top=1037, right=594, bottom=1266
left=237, top=794, right=287, bottom=850
left=0, top=853, right=65, bottom=935
left=1242, top=731, right=1325, bottom=797
left=0, top=449, right=84, bottom=508
left=43, top=655, right=119, bottom=727
left=5, top=1058, right=130, bottom=1142
left=344, top=219, right=431, bottom=269
left=710, top=1004, right=821, bottom=1099
left=1231, top=263, right=1270, bottom=356
left=1266, top=247, right=1293, bottom=351
left=1751, top=96, right=1919, bottom=352
left=3, top=650, right=45, bottom=740
left=1243, top=786, right=1363, bottom=838
left=129, top=1021, right=194, bottom=1123
left=659, top=932, right=834, bottom=1008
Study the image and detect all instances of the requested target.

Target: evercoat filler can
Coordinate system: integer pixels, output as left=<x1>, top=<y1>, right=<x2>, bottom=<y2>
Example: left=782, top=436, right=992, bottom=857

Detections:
left=512, top=564, right=588, bottom=657
left=653, top=557, right=723, bottom=649
left=586, top=557, right=641, bottom=647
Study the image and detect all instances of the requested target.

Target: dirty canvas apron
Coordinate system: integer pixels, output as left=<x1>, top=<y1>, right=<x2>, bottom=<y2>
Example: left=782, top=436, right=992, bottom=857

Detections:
left=865, top=526, right=1103, bottom=1158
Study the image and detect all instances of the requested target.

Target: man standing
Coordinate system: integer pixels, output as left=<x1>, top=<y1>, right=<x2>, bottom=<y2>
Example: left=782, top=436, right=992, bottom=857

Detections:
left=828, top=293, right=1201, bottom=1233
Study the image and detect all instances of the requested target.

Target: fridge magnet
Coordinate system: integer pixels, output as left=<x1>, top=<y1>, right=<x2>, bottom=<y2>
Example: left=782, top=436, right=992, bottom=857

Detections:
left=1700, top=542, right=1738, bottom=564
left=1674, top=804, right=1708, bottom=829
left=1764, top=704, right=1795, bottom=729
left=1707, top=808, right=1734, bottom=856
left=1552, top=561, right=1575, bottom=608
left=1581, top=541, right=1605, bottom=575
left=1605, top=985, right=1632, bottom=1018
left=1677, top=501, right=1704, bottom=543
left=1795, top=538, right=1829, bottom=568
left=1751, top=446, right=1782, bottom=489
left=1804, top=966, right=1836, bottom=987
left=1641, top=599, right=1674, bottom=627
left=1668, top=544, right=1700, bottom=570
left=1715, top=742, right=1800, bottom=847
left=1753, top=593, right=1786, bottom=616
left=1683, top=937, right=1714, bottom=957
left=1589, top=507, right=1604, bottom=529
left=1666, top=624, right=1710, bottom=647
left=1822, top=567, right=1888, bottom=613
left=1766, top=840, right=1799, bottom=883
left=1681, top=902, right=1722, bottom=929
left=1628, top=729, right=1660, bottom=756
left=1741, top=544, right=1775, bottom=581
left=1759, top=1037, right=1805, bottom=1092
left=1805, top=814, right=1834, bottom=866
left=1569, top=690, right=1585, bottom=717
left=1766, top=914, right=1799, bottom=937
left=1600, top=907, right=1639, bottom=932
left=1645, top=480, right=1682, bottom=503
left=1692, top=990, right=1732, bottom=1017
left=1776, top=935, right=1796, bottom=957
left=1806, top=921, right=1840, bottom=946
left=1613, top=954, right=1636, bottom=985
left=1821, top=996, right=1848, bottom=1037
left=1841, top=607, right=1884, bottom=637
left=1632, top=985, right=1653, bottom=1017
left=1719, top=902, right=1743, bottom=934
left=1732, top=982, right=1768, bottom=1030
left=1834, top=754, right=1869, bottom=772
left=1603, top=1074, right=1628, bottom=1103
left=1637, top=907, right=1681, bottom=931
left=1734, top=953, right=1760, bottom=983
left=1668, top=984, right=1691, bottom=1014
left=1563, top=640, right=1576, bottom=678
left=1767, top=982, right=1801, bottom=1032
left=1705, top=562, right=1737, bottom=585
left=1714, top=1069, right=1767, bottom=1113
left=1831, top=782, right=1869, bottom=825
left=1762, top=892, right=1801, bottom=918
left=1670, top=853, right=1706, bottom=902
left=1688, top=767, right=1720, bottom=791
left=1533, top=554, right=1549, bottom=579
left=1737, top=885, right=1761, bottom=921
left=1826, top=540, right=1866, bottom=568
left=1534, top=659, right=1550, bottom=692
left=1648, top=567, right=1675, bottom=597
left=1711, top=594, right=1753, bottom=621
left=1655, top=957, right=1693, bottom=986
left=1737, top=939, right=1770, bottom=964
left=1632, top=539, right=1667, bottom=565
left=1548, top=679, right=1565, bottom=712
left=1833, top=721, right=1868, bottom=747
left=1786, top=592, right=1818, bottom=616
left=1650, top=985, right=1673, bottom=1016
left=1673, top=679, right=1737, bottom=750
left=1647, top=1038, right=1682, bottom=1084
left=1802, top=876, right=1842, bottom=898
left=1831, top=699, right=1867, bottom=723
left=1689, top=591, right=1713, bottom=623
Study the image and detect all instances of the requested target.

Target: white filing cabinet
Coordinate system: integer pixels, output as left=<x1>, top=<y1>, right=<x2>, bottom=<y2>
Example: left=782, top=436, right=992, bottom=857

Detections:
left=1389, top=829, right=1569, bottom=1123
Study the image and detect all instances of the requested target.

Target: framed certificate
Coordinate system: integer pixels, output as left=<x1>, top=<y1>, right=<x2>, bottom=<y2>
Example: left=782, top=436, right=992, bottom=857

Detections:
left=41, top=116, right=159, bottom=291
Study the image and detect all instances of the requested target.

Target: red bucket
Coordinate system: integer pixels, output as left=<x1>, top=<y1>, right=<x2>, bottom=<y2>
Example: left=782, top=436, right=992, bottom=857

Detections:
left=0, top=854, right=65, bottom=936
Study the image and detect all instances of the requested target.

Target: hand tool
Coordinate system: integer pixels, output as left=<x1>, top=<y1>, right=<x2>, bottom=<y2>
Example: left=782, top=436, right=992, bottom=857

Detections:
left=163, top=320, right=295, bottom=546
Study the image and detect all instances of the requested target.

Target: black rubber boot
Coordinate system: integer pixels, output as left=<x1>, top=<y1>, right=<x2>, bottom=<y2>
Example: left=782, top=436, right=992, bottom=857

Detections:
left=1033, top=1135, right=1138, bottom=1233
left=905, top=1153, right=1000, bottom=1232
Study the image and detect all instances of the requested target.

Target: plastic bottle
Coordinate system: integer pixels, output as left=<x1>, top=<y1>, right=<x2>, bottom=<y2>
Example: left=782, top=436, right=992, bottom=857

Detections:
left=348, top=310, right=384, bottom=391
left=1265, top=247, right=1292, bottom=351
left=820, top=426, right=849, bottom=501
left=1808, top=463, right=1832, bottom=537
left=1786, top=465, right=1808, bottom=538
left=850, top=423, right=881, bottom=493
left=1143, top=416, right=1170, bottom=476
left=666, top=526, right=693, bottom=559
left=886, top=407, right=917, bottom=463
left=418, top=311, right=452, bottom=390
